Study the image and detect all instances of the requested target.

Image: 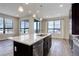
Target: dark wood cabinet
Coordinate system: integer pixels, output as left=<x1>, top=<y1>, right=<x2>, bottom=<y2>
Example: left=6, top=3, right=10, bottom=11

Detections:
left=43, top=35, right=52, bottom=56
left=14, top=41, right=33, bottom=56
left=14, top=35, right=52, bottom=56
left=33, top=40, right=43, bottom=56
left=72, top=3, right=79, bottom=34
left=14, top=40, right=43, bottom=56
left=43, top=38, right=49, bottom=56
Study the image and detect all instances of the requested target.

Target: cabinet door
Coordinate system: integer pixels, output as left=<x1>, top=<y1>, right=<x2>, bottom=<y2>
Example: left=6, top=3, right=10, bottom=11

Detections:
left=48, top=38, right=51, bottom=49
left=48, top=36, right=52, bottom=49
left=33, top=40, right=43, bottom=56
left=72, top=3, right=79, bottom=34
left=14, top=41, right=33, bottom=56
left=43, top=35, right=52, bottom=56
left=43, top=37, right=49, bottom=56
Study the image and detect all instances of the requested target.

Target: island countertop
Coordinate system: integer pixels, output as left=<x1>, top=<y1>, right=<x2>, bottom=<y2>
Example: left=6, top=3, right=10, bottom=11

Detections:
left=7, top=33, right=51, bottom=46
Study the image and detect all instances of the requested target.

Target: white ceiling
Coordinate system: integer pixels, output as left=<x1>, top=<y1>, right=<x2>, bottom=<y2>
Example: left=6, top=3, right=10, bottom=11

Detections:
left=0, top=3, right=71, bottom=18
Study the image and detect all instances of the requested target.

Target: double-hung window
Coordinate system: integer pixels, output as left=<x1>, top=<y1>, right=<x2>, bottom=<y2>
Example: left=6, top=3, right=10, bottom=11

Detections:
left=0, top=17, right=3, bottom=33
left=5, top=18, right=13, bottom=34
left=0, top=17, right=13, bottom=34
left=20, top=20, right=29, bottom=34
left=48, top=20, right=61, bottom=34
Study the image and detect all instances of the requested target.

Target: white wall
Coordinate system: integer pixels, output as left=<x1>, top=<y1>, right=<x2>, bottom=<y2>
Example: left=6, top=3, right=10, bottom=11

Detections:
left=40, top=19, right=48, bottom=33
left=63, top=16, right=70, bottom=39
left=13, top=17, right=19, bottom=36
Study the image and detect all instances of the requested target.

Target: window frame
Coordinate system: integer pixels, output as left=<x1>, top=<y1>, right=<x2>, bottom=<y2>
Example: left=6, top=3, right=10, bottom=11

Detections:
left=0, top=17, right=4, bottom=33
left=47, top=20, right=61, bottom=34
left=0, top=17, right=13, bottom=34
left=20, top=20, right=29, bottom=34
left=4, top=18, right=13, bottom=34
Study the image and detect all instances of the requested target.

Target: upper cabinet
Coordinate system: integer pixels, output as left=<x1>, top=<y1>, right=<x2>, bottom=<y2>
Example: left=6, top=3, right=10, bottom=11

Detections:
left=72, top=3, right=79, bottom=34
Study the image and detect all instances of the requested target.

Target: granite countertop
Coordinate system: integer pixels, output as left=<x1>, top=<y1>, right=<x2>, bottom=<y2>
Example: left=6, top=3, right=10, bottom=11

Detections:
left=7, top=33, right=51, bottom=46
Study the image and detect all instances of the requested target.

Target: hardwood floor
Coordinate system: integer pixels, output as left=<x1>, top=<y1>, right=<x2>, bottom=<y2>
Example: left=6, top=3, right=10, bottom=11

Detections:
left=0, top=39, right=72, bottom=56
left=48, top=39, right=72, bottom=56
left=0, top=40, right=13, bottom=56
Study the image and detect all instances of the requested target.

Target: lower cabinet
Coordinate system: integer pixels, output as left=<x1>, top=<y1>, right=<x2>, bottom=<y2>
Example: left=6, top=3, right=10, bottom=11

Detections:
left=43, top=35, right=52, bottom=56
left=33, top=40, right=43, bottom=56
left=14, top=40, right=43, bottom=56
left=14, top=35, right=52, bottom=56
left=14, top=41, right=33, bottom=56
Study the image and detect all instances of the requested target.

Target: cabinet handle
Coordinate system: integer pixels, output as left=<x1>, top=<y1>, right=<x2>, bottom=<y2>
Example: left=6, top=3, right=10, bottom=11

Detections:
left=14, top=46, right=17, bottom=52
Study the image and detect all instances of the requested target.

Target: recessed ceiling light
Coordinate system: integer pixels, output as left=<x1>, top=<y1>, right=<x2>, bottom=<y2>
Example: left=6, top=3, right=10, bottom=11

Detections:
left=32, top=14, right=36, bottom=18
left=18, top=6, right=24, bottom=12
left=59, top=4, right=63, bottom=7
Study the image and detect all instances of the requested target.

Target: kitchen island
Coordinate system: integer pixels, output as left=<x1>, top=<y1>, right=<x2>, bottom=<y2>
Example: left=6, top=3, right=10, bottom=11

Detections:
left=8, top=33, right=52, bottom=56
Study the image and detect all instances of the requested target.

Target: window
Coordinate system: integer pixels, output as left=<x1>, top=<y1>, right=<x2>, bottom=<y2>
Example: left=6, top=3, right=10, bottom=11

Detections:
left=69, top=19, right=72, bottom=34
left=54, top=20, right=61, bottom=33
left=48, top=21, right=54, bottom=33
left=0, top=17, right=3, bottom=33
left=48, top=20, right=61, bottom=34
left=0, top=17, right=13, bottom=34
left=20, top=20, right=29, bottom=33
left=34, top=20, right=40, bottom=33
left=5, top=18, right=13, bottom=34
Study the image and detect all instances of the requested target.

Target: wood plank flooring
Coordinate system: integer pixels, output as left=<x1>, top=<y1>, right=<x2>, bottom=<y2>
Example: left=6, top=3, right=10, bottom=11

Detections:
left=48, top=39, right=72, bottom=56
left=0, top=40, right=13, bottom=56
left=0, top=39, right=72, bottom=56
